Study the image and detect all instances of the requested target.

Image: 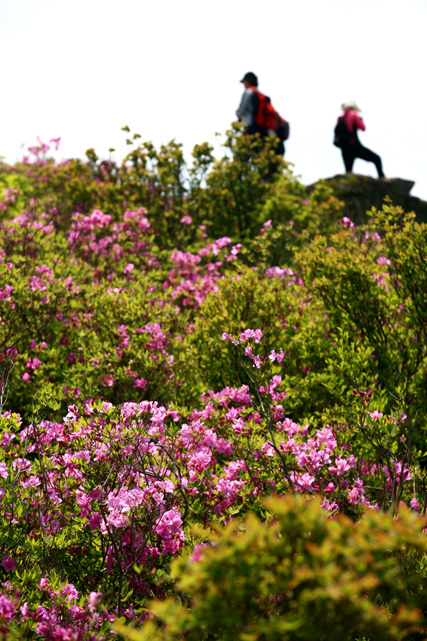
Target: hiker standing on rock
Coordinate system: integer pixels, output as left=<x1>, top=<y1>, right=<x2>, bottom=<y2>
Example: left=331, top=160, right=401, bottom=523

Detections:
left=334, top=100, right=385, bottom=178
left=236, top=72, right=288, bottom=156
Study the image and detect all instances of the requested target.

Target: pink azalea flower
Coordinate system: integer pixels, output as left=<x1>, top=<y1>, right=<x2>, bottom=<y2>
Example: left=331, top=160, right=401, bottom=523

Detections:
left=102, top=375, right=115, bottom=387
left=1, top=554, right=16, bottom=572
left=88, top=591, right=102, bottom=613
left=155, top=509, right=183, bottom=540
left=133, top=377, right=147, bottom=388
left=369, top=410, right=383, bottom=420
left=410, top=497, right=421, bottom=511
left=190, top=542, right=208, bottom=562
left=342, top=216, right=355, bottom=229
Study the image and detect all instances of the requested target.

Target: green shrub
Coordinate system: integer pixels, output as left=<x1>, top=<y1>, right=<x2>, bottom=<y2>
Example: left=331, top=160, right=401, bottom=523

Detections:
left=119, top=495, right=427, bottom=641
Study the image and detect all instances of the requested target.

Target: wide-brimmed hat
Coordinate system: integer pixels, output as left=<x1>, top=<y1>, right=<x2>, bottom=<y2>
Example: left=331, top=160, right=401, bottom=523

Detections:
left=341, top=100, right=361, bottom=112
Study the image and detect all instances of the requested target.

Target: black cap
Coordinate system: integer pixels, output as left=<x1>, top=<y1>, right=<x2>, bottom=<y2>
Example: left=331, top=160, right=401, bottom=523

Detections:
left=240, top=72, right=258, bottom=87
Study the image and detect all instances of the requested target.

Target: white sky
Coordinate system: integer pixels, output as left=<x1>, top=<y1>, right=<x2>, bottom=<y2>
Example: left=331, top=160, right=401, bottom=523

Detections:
left=1, top=0, right=427, bottom=200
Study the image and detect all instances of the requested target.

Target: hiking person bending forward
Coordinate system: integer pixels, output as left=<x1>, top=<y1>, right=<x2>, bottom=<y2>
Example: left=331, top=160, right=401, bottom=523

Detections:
left=335, top=100, right=384, bottom=178
left=236, top=72, right=286, bottom=156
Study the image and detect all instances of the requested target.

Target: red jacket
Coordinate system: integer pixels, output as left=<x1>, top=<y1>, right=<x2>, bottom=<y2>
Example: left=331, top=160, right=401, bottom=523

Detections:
left=343, top=109, right=365, bottom=145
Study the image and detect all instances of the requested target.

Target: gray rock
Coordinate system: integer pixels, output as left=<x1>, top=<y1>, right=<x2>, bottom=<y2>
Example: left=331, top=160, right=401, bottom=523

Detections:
left=308, top=174, right=427, bottom=224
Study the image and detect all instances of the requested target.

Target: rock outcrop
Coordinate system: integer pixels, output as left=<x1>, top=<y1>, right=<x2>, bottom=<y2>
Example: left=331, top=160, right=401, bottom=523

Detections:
left=308, top=174, right=427, bottom=225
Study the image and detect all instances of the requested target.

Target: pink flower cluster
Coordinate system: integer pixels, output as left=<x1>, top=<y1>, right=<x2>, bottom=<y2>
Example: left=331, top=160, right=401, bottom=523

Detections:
left=0, top=577, right=114, bottom=639
left=163, top=237, right=241, bottom=308
left=0, top=329, right=420, bottom=636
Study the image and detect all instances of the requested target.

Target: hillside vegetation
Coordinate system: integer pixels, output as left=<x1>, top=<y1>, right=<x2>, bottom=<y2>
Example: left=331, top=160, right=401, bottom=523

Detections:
left=1, top=128, right=427, bottom=640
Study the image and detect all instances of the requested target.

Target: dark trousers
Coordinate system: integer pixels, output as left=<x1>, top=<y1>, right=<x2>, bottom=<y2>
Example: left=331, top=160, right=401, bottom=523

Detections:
left=342, top=143, right=384, bottom=178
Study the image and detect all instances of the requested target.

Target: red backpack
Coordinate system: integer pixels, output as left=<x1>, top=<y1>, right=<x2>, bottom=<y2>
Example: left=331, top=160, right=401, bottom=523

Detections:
left=250, top=86, right=290, bottom=140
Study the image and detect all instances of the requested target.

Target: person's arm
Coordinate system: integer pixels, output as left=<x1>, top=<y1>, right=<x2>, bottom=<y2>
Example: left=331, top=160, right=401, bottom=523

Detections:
left=353, top=112, right=366, bottom=132
left=236, top=90, right=256, bottom=126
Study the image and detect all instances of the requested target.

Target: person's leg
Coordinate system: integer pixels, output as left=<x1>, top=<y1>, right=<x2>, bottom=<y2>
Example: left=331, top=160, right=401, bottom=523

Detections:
left=354, top=143, right=385, bottom=178
left=341, top=147, right=355, bottom=172
left=276, top=140, right=285, bottom=156
left=266, top=140, right=285, bottom=182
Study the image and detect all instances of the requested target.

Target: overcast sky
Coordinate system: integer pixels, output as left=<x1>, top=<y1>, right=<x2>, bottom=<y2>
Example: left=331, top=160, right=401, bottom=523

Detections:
left=1, top=0, right=427, bottom=200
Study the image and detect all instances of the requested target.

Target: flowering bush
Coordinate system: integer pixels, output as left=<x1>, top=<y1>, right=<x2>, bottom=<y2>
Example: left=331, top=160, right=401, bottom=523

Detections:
left=1, top=131, right=427, bottom=638
left=0, top=331, right=425, bottom=637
